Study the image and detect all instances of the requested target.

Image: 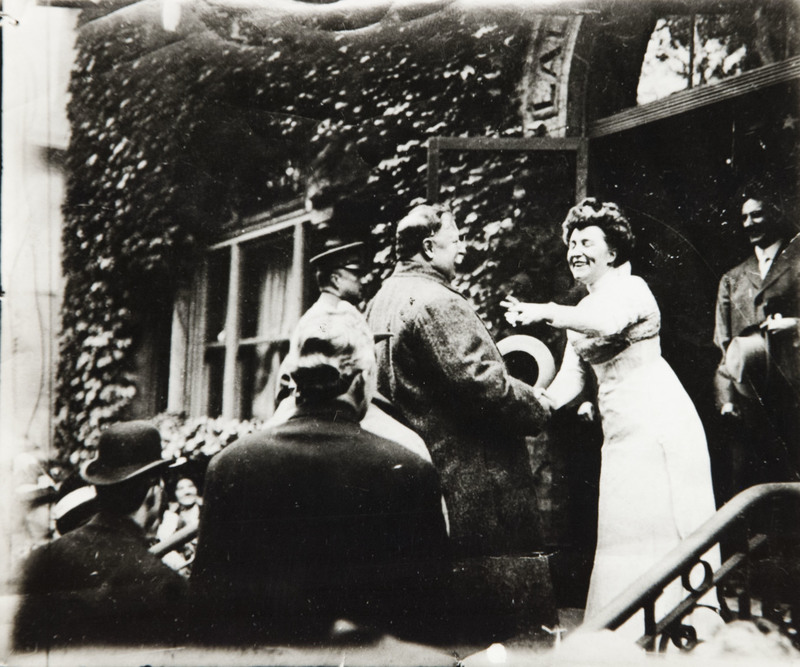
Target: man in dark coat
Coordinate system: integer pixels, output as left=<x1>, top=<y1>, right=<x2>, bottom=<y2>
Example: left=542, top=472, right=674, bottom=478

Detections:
left=13, top=421, right=188, bottom=651
left=191, top=309, right=450, bottom=645
left=714, top=180, right=800, bottom=490
left=366, top=204, right=549, bottom=559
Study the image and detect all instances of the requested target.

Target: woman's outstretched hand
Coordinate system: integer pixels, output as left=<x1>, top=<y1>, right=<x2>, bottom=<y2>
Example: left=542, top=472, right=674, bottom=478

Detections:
left=501, top=295, right=549, bottom=327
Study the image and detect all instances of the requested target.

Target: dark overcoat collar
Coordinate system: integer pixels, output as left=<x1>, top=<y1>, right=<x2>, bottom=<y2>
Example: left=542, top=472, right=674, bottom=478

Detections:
left=86, top=510, right=148, bottom=544
left=290, top=400, right=361, bottom=425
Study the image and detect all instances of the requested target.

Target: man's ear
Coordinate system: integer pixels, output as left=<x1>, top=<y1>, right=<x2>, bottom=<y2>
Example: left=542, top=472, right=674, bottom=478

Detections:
left=422, top=238, right=434, bottom=260
left=347, top=371, right=367, bottom=410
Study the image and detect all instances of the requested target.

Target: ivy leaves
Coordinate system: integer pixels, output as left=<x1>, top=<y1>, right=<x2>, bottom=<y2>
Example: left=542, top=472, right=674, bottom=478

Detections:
left=58, top=2, right=565, bottom=458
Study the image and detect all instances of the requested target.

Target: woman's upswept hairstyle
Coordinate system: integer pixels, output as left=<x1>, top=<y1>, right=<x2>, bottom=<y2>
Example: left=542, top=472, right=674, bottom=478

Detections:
left=288, top=309, right=376, bottom=405
left=561, top=197, right=635, bottom=267
left=395, top=204, right=454, bottom=261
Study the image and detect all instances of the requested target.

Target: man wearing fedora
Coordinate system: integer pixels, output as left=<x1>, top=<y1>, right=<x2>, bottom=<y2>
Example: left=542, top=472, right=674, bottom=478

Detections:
left=13, top=421, right=188, bottom=651
left=714, top=178, right=800, bottom=493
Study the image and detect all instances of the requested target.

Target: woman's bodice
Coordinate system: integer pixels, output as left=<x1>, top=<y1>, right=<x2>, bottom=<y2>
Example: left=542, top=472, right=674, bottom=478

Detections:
left=544, top=264, right=665, bottom=409
left=571, top=310, right=660, bottom=366
left=570, top=264, right=661, bottom=366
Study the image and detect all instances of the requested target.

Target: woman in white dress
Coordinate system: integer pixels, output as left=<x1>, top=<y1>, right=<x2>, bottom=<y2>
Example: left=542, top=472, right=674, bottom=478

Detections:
left=503, top=198, right=718, bottom=624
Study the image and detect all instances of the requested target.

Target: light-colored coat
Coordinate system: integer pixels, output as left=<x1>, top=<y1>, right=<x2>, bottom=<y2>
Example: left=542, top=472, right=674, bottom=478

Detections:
left=366, top=260, right=548, bottom=557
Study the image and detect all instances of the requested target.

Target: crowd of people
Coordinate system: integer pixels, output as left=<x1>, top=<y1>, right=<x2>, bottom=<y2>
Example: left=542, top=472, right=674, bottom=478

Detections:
left=11, top=180, right=800, bottom=652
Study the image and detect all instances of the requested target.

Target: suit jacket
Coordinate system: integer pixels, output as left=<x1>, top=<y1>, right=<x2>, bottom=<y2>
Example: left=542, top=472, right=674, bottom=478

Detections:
left=756, top=234, right=800, bottom=459
left=714, top=252, right=764, bottom=407
left=714, top=234, right=800, bottom=473
left=366, top=260, right=548, bottom=558
left=191, top=402, right=450, bottom=643
left=13, top=511, right=188, bottom=650
left=756, top=234, right=800, bottom=381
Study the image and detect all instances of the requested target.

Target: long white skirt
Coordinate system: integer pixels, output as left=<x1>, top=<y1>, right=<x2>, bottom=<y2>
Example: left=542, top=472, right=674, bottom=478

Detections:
left=584, top=339, right=719, bottom=633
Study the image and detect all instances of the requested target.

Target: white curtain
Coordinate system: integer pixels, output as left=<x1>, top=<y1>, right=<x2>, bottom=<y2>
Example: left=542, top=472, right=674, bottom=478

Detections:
left=249, top=245, right=294, bottom=421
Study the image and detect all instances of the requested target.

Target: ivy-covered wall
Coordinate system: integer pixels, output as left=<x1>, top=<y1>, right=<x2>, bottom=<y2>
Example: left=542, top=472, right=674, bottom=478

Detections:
left=57, top=0, right=583, bottom=460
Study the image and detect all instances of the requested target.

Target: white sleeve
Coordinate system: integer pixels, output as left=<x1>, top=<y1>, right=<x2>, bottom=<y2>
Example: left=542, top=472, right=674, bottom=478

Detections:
left=576, top=275, right=658, bottom=336
left=545, top=335, right=588, bottom=409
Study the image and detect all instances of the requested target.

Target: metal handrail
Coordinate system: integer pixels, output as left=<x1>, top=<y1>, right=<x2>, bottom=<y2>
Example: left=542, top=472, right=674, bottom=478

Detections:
left=149, top=483, right=800, bottom=651
left=150, top=521, right=199, bottom=558
left=575, top=482, right=800, bottom=647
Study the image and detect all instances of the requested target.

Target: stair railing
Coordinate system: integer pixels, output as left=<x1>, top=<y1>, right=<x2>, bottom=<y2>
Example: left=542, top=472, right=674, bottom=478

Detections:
left=575, top=482, right=800, bottom=652
left=150, top=521, right=198, bottom=558
left=149, top=483, right=800, bottom=653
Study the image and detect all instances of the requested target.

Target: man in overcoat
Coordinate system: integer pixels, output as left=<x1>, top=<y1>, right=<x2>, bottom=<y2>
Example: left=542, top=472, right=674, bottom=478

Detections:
left=274, top=239, right=432, bottom=462
left=366, top=204, right=549, bottom=559
left=714, top=179, right=800, bottom=489
left=192, top=309, right=450, bottom=644
left=13, top=421, right=188, bottom=651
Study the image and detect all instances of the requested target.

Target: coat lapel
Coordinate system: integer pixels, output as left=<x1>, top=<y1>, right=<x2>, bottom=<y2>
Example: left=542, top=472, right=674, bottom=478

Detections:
left=757, top=236, right=797, bottom=296
left=739, top=254, right=761, bottom=292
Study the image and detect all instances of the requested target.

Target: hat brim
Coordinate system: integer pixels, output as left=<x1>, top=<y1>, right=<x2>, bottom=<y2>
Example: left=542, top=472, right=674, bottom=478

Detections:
left=80, top=457, right=171, bottom=486
left=309, top=241, right=366, bottom=267
left=724, top=330, right=770, bottom=398
left=497, top=335, right=556, bottom=389
left=16, top=484, right=57, bottom=507
left=54, top=485, right=97, bottom=521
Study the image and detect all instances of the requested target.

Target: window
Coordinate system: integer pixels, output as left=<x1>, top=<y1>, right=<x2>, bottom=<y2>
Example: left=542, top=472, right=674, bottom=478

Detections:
left=637, top=8, right=791, bottom=104
left=169, top=205, right=311, bottom=421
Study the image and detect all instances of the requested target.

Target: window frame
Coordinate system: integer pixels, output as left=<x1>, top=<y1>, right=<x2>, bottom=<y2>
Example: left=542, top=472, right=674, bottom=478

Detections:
left=168, top=203, right=317, bottom=419
left=591, top=54, right=800, bottom=138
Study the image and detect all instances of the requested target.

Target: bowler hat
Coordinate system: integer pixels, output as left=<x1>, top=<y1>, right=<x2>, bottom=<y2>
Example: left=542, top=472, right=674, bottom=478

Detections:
left=309, top=241, right=365, bottom=269
left=724, top=327, right=770, bottom=398
left=497, top=335, right=556, bottom=389
left=81, top=421, right=170, bottom=486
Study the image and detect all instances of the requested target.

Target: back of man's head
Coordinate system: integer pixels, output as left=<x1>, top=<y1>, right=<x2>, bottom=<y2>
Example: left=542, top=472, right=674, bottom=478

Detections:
left=396, top=204, right=453, bottom=261
left=289, top=309, right=376, bottom=411
left=94, top=474, right=157, bottom=515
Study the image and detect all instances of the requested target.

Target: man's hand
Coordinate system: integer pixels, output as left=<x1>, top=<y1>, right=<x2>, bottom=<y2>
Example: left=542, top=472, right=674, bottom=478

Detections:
left=532, top=386, right=555, bottom=414
left=720, top=402, right=740, bottom=418
left=576, top=401, right=597, bottom=423
left=761, top=314, right=799, bottom=335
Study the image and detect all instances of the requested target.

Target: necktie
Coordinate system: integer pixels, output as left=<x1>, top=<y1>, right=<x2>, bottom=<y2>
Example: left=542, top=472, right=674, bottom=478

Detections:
left=758, top=253, right=773, bottom=279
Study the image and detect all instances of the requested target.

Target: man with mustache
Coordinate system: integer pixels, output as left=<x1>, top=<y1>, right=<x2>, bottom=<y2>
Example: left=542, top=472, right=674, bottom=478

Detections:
left=714, top=179, right=800, bottom=493
left=366, top=204, right=550, bottom=560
